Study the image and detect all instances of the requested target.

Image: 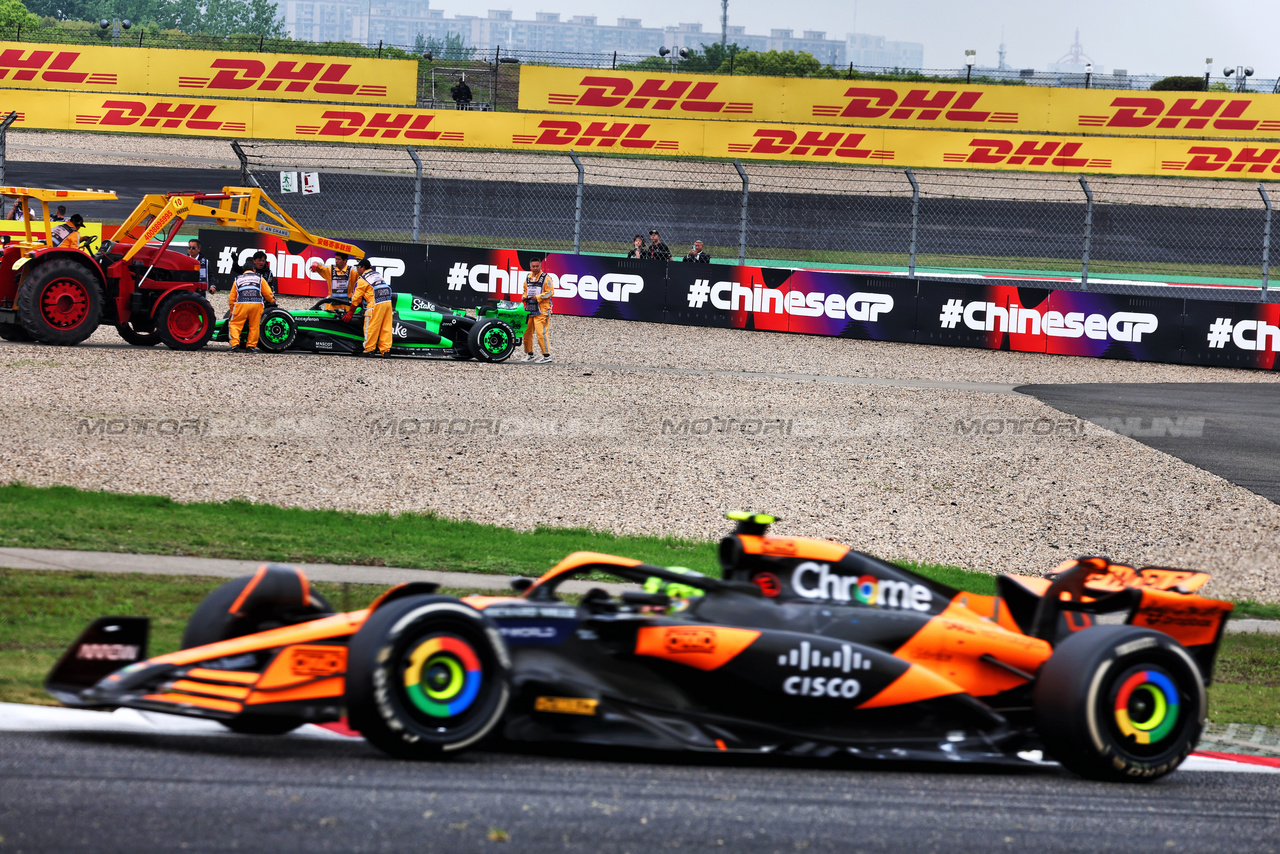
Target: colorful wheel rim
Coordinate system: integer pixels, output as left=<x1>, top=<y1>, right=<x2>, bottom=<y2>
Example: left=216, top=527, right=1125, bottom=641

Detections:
left=1114, top=669, right=1180, bottom=745
left=482, top=326, right=511, bottom=355
left=263, top=316, right=290, bottom=344
left=403, top=634, right=482, bottom=718
left=167, top=300, right=209, bottom=343
left=40, top=280, right=90, bottom=329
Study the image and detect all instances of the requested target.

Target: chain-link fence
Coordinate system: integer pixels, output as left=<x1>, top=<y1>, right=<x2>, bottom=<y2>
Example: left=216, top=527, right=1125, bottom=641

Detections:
left=235, top=141, right=1279, bottom=299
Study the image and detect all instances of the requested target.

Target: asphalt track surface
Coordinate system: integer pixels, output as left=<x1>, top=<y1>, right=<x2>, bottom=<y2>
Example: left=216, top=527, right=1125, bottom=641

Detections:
left=1019, top=383, right=1280, bottom=506
left=2, top=730, right=1278, bottom=854
left=8, top=162, right=1269, bottom=265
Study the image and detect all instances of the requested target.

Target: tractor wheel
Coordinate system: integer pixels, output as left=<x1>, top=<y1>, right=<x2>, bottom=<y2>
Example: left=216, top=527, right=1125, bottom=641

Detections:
left=257, top=308, right=297, bottom=353
left=156, top=291, right=215, bottom=351
left=345, top=595, right=510, bottom=759
left=1034, top=625, right=1205, bottom=782
left=467, top=318, right=516, bottom=363
left=15, top=259, right=103, bottom=346
left=115, top=323, right=162, bottom=346
left=0, top=321, right=31, bottom=341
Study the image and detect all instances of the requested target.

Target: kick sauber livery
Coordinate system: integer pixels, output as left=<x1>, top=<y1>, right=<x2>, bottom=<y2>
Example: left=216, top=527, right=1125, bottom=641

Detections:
left=47, top=513, right=1231, bottom=783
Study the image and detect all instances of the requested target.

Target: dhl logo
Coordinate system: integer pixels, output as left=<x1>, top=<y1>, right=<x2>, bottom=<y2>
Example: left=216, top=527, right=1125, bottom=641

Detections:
left=0, top=49, right=116, bottom=85
left=513, top=120, right=680, bottom=150
left=295, top=111, right=464, bottom=141
left=727, top=129, right=894, bottom=160
left=943, top=138, right=1112, bottom=169
left=179, top=59, right=386, bottom=98
left=547, top=75, right=753, bottom=114
left=813, top=86, right=1018, bottom=124
left=1080, top=97, right=1280, bottom=133
left=74, top=99, right=247, bottom=133
left=1161, top=146, right=1280, bottom=173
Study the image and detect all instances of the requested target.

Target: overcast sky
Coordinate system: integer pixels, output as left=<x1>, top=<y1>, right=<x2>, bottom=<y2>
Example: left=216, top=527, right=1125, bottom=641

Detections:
left=448, top=0, right=1280, bottom=76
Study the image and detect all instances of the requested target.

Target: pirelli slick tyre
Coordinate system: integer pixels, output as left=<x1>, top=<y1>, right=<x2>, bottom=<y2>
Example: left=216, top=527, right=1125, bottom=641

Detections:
left=1034, top=625, right=1205, bottom=782
left=257, top=308, right=297, bottom=353
left=346, top=595, right=510, bottom=759
left=467, top=318, right=516, bottom=363
left=182, top=566, right=336, bottom=737
left=0, top=321, right=31, bottom=341
left=156, top=292, right=215, bottom=351
left=16, top=259, right=104, bottom=346
left=115, top=322, right=162, bottom=346
left=181, top=566, right=335, bottom=650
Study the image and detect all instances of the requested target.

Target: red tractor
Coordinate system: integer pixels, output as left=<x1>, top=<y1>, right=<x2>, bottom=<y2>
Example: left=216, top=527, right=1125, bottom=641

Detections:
left=0, top=187, right=360, bottom=349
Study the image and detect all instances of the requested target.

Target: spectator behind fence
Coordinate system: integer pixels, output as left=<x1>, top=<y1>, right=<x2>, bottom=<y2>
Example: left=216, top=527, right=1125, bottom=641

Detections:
left=626, top=234, right=645, bottom=258
left=683, top=239, right=711, bottom=264
left=644, top=229, right=671, bottom=262
left=451, top=76, right=473, bottom=109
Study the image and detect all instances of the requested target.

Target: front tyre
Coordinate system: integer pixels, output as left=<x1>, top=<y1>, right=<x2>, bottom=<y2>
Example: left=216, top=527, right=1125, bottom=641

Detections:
left=346, top=595, right=510, bottom=759
left=116, top=322, right=162, bottom=346
left=1034, top=626, right=1205, bottom=782
left=156, top=292, right=215, bottom=351
left=257, top=308, right=297, bottom=353
left=467, top=318, right=516, bottom=363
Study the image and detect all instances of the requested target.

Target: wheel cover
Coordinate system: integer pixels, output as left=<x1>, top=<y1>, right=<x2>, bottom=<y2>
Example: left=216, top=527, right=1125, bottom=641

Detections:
left=1113, top=668, right=1180, bottom=745
left=263, top=316, right=291, bottom=345
left=40, top=279, right=90, bottom=329
left=167, top=300, right=209, bottom=343
left=402, top=634, right=482, bottom=718
left=481, top=326, right=512, bottom=355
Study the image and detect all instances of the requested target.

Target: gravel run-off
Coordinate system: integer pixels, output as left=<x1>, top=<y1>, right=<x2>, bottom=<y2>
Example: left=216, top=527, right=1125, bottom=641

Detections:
left=2, top=297, right=1278, bottom=603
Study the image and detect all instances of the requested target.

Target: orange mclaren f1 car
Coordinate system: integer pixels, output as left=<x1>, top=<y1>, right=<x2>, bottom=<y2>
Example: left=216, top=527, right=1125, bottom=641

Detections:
left=46, top=513, right=1233, bottom=782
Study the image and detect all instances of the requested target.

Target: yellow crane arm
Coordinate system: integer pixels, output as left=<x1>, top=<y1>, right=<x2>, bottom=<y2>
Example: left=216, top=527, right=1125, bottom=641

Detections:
left=113, top=187, right=363, bottom=265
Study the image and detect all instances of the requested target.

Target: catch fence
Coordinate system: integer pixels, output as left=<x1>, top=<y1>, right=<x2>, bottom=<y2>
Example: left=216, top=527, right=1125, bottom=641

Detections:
left=234, top=141, right=1279, bottom=298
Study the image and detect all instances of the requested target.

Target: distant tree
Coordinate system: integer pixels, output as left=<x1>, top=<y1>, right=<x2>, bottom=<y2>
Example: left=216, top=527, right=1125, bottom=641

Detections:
left=715, top=49, right=822, bottom=78
left=200, top=0, right=283, bottom=37
left=678, top=41, right=739, bottom=73
left=0, top=0, right=40, bottom=29
left=1149, top=75, right=1207, bottom=92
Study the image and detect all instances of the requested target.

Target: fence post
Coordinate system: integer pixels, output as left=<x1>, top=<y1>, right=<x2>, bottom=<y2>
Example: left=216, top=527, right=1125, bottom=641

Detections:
left=230, top=141, right=260, bottom=189
left=904, top=168, right=919, bottom=277
left=0, top=111, right=18, bottom=187
left=1260, top=183, right=1272, bottom=296
left=733, top=159, right=749, bottom=264
left=407, top=146, right=423, bottom=243
left=1079, top=175, right=1094, bottom=290
left=569, top=150, right=584, bottom=254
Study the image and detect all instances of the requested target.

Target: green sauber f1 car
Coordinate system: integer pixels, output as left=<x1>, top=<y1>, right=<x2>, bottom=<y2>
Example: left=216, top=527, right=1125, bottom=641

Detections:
left=211, top=294, right=527, bottom=361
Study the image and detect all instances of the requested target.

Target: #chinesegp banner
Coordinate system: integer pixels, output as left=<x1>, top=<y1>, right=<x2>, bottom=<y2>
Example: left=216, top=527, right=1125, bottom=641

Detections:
left=198, top=229, right=427, bottom=298
left=916, top=280, right=1183, bottom=361
left=0, top=41, right=417, bottom=105
left=1182, top=299, right=1280, bottom=370
left=423, top=245, right=666, bottom=321
left=520, top=65, right=1280, bottom=141
left=665, top=263, right=916, bottom=341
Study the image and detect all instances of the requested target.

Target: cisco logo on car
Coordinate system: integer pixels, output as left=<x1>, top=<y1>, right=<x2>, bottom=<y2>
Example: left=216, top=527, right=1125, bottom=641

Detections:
left=792, top=561, right=933, bottom=611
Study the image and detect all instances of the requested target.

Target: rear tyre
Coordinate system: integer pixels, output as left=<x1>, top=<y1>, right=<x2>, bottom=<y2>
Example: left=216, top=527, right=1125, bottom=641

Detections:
left=1034, top=625, right=1205, bottom=782
left=156, top=291, right=215, bottom=351
left=0, top=321, right=31, bottom=341
left=116, top=323, right=162, bottom=346
left=16, top=259, right=103, bottom=345
left=257, top=308, right=297, bottom=353
left=467, top=318, right=516, bottom=363
left=346, top=595, right=510, bottom=759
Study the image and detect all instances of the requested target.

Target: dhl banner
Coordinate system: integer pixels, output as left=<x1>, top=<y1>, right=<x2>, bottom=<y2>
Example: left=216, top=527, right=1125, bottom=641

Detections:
left=0, top=41, right=416, bottom=105
left=519, top=66, right=1280, bottom=140
left=7, top=88, right=1280, bottom=178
